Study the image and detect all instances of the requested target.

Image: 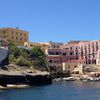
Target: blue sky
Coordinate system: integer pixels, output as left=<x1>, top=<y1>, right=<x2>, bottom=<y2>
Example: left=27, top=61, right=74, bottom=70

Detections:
left=0, top=0, right=100, bottom=42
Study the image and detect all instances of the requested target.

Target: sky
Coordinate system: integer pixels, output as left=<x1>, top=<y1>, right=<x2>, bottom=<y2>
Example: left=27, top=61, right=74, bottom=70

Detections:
left=0, top=0, right=100, bottom=43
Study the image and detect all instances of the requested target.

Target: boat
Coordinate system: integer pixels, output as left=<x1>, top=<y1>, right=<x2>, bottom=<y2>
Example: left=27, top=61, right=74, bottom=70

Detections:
left=80, top=76, right=100, bottom=82
left=63, top=77, right=75, bottom=81
left=53, top=78, right=62, bottom=82
left=87, top=77, right=100, bottom=82
left=0, top=84, right=30, bottom=89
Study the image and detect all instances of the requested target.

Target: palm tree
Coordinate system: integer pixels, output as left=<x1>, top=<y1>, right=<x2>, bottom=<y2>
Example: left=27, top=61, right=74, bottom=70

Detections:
left=30, top=46, right=49, bottom=71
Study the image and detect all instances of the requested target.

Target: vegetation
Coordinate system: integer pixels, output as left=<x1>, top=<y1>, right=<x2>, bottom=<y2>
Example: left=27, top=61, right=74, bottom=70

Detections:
left=30, top=46, right=49, bottom=70
left=8, top=42, right=49, bottom=71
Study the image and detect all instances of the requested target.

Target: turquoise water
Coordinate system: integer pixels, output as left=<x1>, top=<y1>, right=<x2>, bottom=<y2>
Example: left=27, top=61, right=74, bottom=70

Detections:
left=0, top=81, right=100, bottom=100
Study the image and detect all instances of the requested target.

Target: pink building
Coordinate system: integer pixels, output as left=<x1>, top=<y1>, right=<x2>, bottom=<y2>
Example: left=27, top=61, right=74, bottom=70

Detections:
left=63, top=40, right=100, bottom=65
left=46, top=48, right=83, bottom=72
left=46, top=40, right=100, bottom=71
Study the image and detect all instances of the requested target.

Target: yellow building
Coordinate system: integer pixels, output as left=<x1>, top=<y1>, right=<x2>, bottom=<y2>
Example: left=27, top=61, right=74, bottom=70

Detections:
left=0, top=27, right=28, bottom=46
left=24, top=42, right=49, bottom=51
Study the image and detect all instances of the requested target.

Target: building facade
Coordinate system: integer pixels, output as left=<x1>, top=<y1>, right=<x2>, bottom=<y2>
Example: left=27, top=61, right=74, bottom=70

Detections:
left=46, top=40, right=100, bottom=72
left=24, top=42, right=49, bottom=51
left=0, top=27, right=28, bottom=46
left=62, top=40, right=100, bottom=65
left=49, top=41, right=63, bottom=49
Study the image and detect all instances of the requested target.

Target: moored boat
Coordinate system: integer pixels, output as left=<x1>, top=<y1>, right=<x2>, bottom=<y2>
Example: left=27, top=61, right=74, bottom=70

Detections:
left=0, top=84, right=30, bottom=89
left=53, top=78, right=62, bottom=82
left=63, top=77, right=75, bottom=81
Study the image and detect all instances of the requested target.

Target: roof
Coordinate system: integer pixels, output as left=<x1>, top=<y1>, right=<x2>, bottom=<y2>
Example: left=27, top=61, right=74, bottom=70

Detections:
left=0, top=27, right=28, bottom=33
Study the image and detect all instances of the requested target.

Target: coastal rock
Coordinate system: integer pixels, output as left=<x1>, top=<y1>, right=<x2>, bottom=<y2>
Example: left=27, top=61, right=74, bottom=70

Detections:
left=0, top=69, right=52, bottom=86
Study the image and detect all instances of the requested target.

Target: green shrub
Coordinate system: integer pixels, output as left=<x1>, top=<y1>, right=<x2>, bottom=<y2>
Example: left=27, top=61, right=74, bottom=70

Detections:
left=15, top=56, right=31, bottom=67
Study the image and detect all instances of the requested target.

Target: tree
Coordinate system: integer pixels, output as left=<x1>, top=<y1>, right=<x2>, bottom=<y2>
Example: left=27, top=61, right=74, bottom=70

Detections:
left=8, top=42, right=18, bottom=63
left=8, top=42, right=32, bottom=67
left=8, top=43, right=49, bottom=71
left=8, top=42, right=18, bottom=55
left=30, top=46, right=49, bottom=71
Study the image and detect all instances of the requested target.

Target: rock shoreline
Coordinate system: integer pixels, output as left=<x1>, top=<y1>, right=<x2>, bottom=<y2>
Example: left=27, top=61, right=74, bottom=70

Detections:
left=0, top=69, right=52, bottom=87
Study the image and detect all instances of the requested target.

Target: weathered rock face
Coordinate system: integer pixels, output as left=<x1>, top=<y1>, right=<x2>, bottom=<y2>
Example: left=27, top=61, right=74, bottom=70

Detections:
left=0, top=70, right=52, bottom=86
left=25, top=74, right=52, bottom=85
left=0, top=75, right=27, bottom=86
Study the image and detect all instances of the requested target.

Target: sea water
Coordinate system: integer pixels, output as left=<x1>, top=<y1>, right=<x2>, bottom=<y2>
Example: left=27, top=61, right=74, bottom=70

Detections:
left=0, top=81, right=100, bottom=100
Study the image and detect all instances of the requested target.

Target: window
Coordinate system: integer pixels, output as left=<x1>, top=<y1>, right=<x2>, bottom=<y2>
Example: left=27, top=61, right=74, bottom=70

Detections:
left=68, top=65, right=70, bottom=69
left=66, top=48, right=69, bottom=50
left=70, top=47, right=72, bottom=50
left=20, top=33, right=22, bottom=35
left=76, top=52, right=78, bottom=55
left=92, top=43, right=94, bottom=52
left=16, top=32, right=18, bottom=35
left=76, top=47, right=78, bottom=50
left=12, top=31, right=13, bottom=34
left=81, top=47, right=83, bottom=53
left=63, top=53, right=66, bottom=55
left=16, top=37, right=18, bottom=40
left=57, top=45, right=59, bottom=48
left=54, top=45, right=56, bottom=48
left=1, top=40, right=2, bottom=43
left=93, top=54, right=95, bottom=58
left=74, top=66, right=77, bottom=68
left=20, top=37, right=22, bottom=40
left=70, top=52, right=73, bottom=55
left=96, top=42, right=98, bottom=50
left=81, top=52, right=83, bottom=55
left=3, top=31, right=5, bottom=34
left=57, top=60, right=59, bottom=63
left=30, top=44, right=33, bottom=47
left=56, top=52, right=59, bottom=55
left=88, top=44, right=90, bottom=49
left=49, top=60, right=52, bottom=63
left=12, top=36, right=13, bottom=39
left=49, top=52, right=51, bottom=55
left=52, top=52, right=54, bottom=55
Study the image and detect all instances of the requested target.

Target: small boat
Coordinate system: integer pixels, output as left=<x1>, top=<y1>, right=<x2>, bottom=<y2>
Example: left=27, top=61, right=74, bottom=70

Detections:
left=88, top=77, right=100, bottom=82
left=80, top=76, right=100, bottom=82
left=0, top=84, right=30, bottom=89
left=53, top=78, right=62, bottom=82
left=6, top=84, right=30, bottom=88
left=63, top=77, right=75, bottom=81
